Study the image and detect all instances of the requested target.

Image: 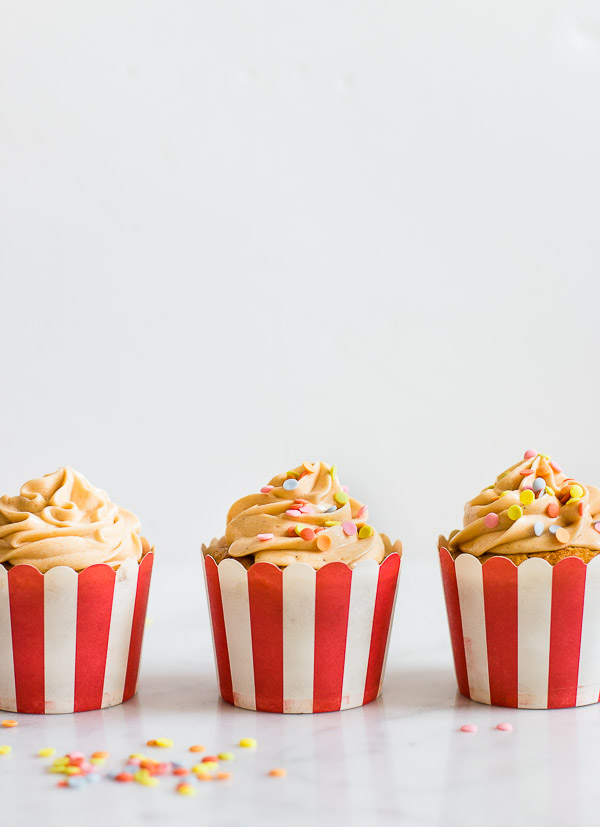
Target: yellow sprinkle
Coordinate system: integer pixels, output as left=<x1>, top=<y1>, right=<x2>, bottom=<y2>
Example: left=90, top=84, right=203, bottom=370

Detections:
left=150, top=738, right=173, bottom=748
left=330, top=465, right=337, bottom=480
left=90, top=757, right=105, bottom=765
left=130, top=753, right=146, bottom=759
left=192, top=762, right=217, bottom=772
left=508, top=505, right=523, bottom=521
left=499, top=491, right=510, bottom=497
left=0, top=745, right=12, bottom=755
left=541, top=454, right=551, bottom=460
left=239, top=738, right=257, bottom=749
left=325, top=521, right=340, bottom=527
left=218, top=752, right=234, bottom=761
left=53, top=757, right=70, bottom=766
left=140, top=777, right=159, bottom=787
left=49, top=766, right=67, bottom=774
left=334, top=491, right=349, bottom=505
left=65, top=766, right=82, bottom=775
left=570, top=484, right=584, bottom=499
left=358, top=525, right=374, bottom=539
left=520, top=490, right=535, bottom=506
left=38, top=748, right=56, bottom=758
left=177, top=783, right=196, bottom=796
left=294, top=524, right=309, bottom=536
left=1, top=720, right=17, bottom=728
left=546, top=486, right=554, bottom=496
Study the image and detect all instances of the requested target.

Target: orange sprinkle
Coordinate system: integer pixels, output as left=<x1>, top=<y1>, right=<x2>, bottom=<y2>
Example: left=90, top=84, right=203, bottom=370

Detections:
left=316, top=534, right=332, bottom=552
left=216, top=772, right=232, bottom=780
left=146, top=739, right=157, bottom=746
left=547, top=502, right=559, bottom=518
left=92, top=751, right=109, bottom=759
left=300, top=527, right=315, bottom=542
left=302, top=462, right=317, bottom=473
left=173, top=767, right=189, bottom=776
left=555, top=528, right=570, bottom=544
left=269, top=768, right=287, bottom=778
left=189, top=745, right=205, bottom=753
left=196, top=771, right=212, bottom=781
left=1, top=720, right=17, bottom=728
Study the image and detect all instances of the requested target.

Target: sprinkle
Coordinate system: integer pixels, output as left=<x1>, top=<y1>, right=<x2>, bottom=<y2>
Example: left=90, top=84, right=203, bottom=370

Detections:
left=330, top=465, right=337, bottom=479
left=38, top=748, right=56, bottom=757
left=218, top=752, right=234, bottom=761
left=356, top=505, right=368, bottom=519
left=1, top=720, right=17, bottom=728
left=547, top=502, right=559, bottom=518
left=287, top=526, right=297, bottom=536
left=484, top=513, right=499, bottom=529
left=257, top=533, right=274, bottom=541
left=0, top=745, right=12, bottom=755
left=555, top=528, right=570, bottom=544
left=298, top=505, right=314, bottom=514
left=216, top=772, right=232, bottom=780
left=325, top=505, right=337, bottom=513
left=545, top=486, right=554, bottom=496
left=508, top=505, right=523, bottom=521
left=594, top=523, right=600, bottom=534
left=196, top=771, right=212, bottom=781
left=67, top=776, right=86, bottom=789
left=496, top=723, right=513, bottom=732
left=67, top=752, right=85, bottom=761
left=358, top=525, right=374, bottom=539
left=579, top=503, right=584, bottom=516
left=325, top=520, right=340, bottom=527
left=239, top=738, right=257, bottom=749
left=286, top=509, right=302, bottom=517
left=283, top=479, right=298, bottom=491
left=286, top=471, right=299, bottom=480
left=334, top=491, right=349, bottom=505
left=549, top=525, right=559, bottom=535
left=540, top=454, right=551, bottom=460
left=173, top=767, right=189, bottom=776
left=176, top=782, right=196, bottom=796
left=92, top=751, right=109, bottom=759
left=534, top=521, right=544, bottom=537
left=520, top=489, right=535, bottom=505
left=550, top=461, right=562, bottom=473
left=53, top=757, right=70, bottom=766
left=519, top=470, right=534, bottom=476
left=459, top=725, right=477, bottom=734
left=197, top=761, right=217, bottom=770
left=149, top=738, right=173, bottom=748
left=300, top=527, right=315, bottom=541
left=316, top=534, right=332, bottom=551
left=295, top=523, right=309, bottom=536
left=532, top=478, right=545, bottom=493
left=342, top=521, right=357, bottom=536
left=269, top=768, right=287, bottom=778
left=524, top=449, right=537, bottom=459
left=570, top=484, right=584, bottom=499
left=303, top=462, right=317, bottom=473
left=499, top=491, right=510, bottom=497
left=342, top=485, right=349, bottom=493
left=260, top=485, right=274, bottom=494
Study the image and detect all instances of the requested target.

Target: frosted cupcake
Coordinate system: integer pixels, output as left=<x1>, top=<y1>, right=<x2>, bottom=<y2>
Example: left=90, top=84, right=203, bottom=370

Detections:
left=0, top=467, right=153, bottom=714
left=439, top=451, right=600, bottom=709
left=203, top=462, right=401, bottom=713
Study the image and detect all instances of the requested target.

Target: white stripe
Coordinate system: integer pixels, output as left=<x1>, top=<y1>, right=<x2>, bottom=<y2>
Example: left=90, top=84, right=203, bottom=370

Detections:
left=455, top=554, right=490, bottom=704
left=0, top=567, right=16, bottom=712
left=340, top=560, right=379, bottom=710
left=576, top=556, right=600, bottom=706
left=377, top=556, right=401, bottom=698
left=517, top=557, right=552, bottom=708
left=102, top=560, right=139, bottom=708
left=44, top=567, right=78, bottom=713
left=219, top=558, right=256, bottom=710
left=282, top=563, right=315, bottom=713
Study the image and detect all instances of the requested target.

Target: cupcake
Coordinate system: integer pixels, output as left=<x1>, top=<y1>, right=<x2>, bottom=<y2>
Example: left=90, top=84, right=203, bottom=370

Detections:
left=203, top=462, right=401, bottom=713
left=0, top=467, right=154, bottom=714
left=439, top=450, right=600, bottom=709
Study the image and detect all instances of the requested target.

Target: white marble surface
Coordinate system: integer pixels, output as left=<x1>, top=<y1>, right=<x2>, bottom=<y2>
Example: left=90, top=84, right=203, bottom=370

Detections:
left=2, top=553, right=600, bottom=827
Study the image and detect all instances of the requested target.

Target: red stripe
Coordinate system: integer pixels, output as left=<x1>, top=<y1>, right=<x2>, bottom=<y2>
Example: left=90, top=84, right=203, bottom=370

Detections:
left=74, top=565, right=115, bottom=712
left=483, top=556, right=518, bottom=707
left=123, top=552, right=154, bottom=702
left=313, top=562, right=352, bottom=712
left=363, top=553, right=401, bottom=706
left=548, top=557, right=586, bottom=709
left=248, top=563, right=283, bottom=712
left=8, top=566, right=45, bottom=714
left=204, top=555, right=234, bottom=706
left=438, top=548, right=469, bottom=698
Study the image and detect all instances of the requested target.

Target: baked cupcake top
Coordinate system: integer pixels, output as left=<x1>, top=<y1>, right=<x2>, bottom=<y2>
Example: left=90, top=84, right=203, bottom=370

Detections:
left=0, top=467, right=144, bottom=573
left=449, top=450, right=600, bottom=557
left=218, top=461, right=389, bottom=569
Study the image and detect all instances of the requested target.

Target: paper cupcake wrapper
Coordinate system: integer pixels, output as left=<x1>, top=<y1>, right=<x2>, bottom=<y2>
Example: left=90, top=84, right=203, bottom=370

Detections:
left=439, top=546, right=600, bottom=709
left=202, top=552, right=401, bottom=713
left=0, top=552, right=154, bottom=714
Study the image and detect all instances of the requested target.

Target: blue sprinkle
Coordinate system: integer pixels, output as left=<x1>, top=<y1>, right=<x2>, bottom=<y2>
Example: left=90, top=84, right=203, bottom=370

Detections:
left=549, top=525, right=559, bottom=535
left=67, top=776, right=86, bottom=789
left=532, top=478, right=545, bottom=492
left=325, top=506, right=337, bottom=513
left=534, top=521, right=544, bottom=536
left=283, top=478, right=298, bottom=491
left=85, top=773, right=101, bottom=784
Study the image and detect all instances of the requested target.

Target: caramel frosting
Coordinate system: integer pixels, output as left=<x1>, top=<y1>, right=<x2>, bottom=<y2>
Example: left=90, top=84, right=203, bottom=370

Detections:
left=0, top=467, right=144, bottom=573
left=448, top=451, right=600, bottom=557
left=211, top=461, right=394, bottom=569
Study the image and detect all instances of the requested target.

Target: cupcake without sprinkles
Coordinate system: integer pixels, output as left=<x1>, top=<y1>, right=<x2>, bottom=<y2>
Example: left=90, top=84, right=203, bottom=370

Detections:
left=203, top=462, right=401, bottom=713
left=439, top=451, right=600, bottom=709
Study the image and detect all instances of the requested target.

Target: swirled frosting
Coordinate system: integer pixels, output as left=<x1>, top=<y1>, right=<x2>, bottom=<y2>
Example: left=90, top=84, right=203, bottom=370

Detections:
left=208, top=462, right=394, bottom=569
left=448, top=451, right=600, bottom=558
left=0, top=467, right=144, bottom=573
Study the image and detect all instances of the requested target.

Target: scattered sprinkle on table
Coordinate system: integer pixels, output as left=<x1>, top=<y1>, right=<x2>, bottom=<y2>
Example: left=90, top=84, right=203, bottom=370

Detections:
left=218, top=752, right=234, bottom=761
left=239, top=738, right=257, bottom=748
left=269, top=768, right=287, bottom=778
left=496, top=723, right=513, bottom=732
left=459, top=725, right=477, bottom=734
left=189, top=745, right=205, bottom=753
left=0, top=745, right=12, bottom=755
left=38, top=748, right=57, bottom=757
left=1, top=720, right=17, bottom=728
left=147, top=738, right=173, bottom=748
left=176, top=782, right=196, bottom=796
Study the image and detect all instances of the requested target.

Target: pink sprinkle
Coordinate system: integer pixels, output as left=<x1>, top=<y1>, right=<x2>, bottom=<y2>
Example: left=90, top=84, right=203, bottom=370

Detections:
left=524, top=449, right=537, bottom=459
left=484, top=512, right=499, bottom=529
left=342, top=521, right=357, bottom=536
left=342, top=485, right=349, bottom=493
left=128, top=758, right=141, bottom=766
left=519, top=469, right=534, bottom=475
left=549, top=461, right=562, bottom=473
left=261, top=486, right=274, bottom=494
left=80, top=762, right=93, bottom=773
left=67, top=752, right=85, bottom=761
left=594, top=523, right=600, bottom=534
left=579, top=503, right=584, bottom=516
left=496, top=723, right=513, bottom=732
left=294, top=498, right=310, bottom=504
left=285, top=509, right=302, bottom=517
left=298, top=505, right=314, bottom=514
left=460, top=724, right=477, bottom=733
left=357, top=505, right=367, bottom=519
left=257, top=533, right=274, bottom=541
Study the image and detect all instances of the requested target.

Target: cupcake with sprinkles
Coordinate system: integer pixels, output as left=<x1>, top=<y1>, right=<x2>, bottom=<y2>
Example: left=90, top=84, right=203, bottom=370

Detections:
left=439, top=451, right=600, bottom=709
left=203, top=462, right=401, bottom=713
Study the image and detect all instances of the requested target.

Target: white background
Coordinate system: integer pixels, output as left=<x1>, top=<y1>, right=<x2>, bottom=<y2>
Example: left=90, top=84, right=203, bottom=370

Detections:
left=1, top=3, right=600, bottom=825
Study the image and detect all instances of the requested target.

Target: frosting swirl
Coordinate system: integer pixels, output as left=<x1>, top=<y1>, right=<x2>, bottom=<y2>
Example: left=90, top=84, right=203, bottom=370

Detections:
left=0, top=467, right=144, bottom=572
left=214, top=462, right=389, bottom=569
left=449, top=452, right=600, bottom=557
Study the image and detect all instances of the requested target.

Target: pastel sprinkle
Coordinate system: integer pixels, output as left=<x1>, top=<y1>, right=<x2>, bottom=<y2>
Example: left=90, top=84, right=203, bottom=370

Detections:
left=269, top=768, right=287, bottom=778
left=330, top=465, right=337, bottom=479
left=218, top=752, right=234, bottom=761
left=496, top=723, right=513, bottom=732
left=555, top=528, right=570, bottom=544
left=0, top=746, right=12, bottom=755
left=358, top=525, right=373, bottom=539
left=92, top=751, right=109, bottom=759
left=334, top=491, right=349, bottom=506
left=342, top=485, right=349, bottom=493
left=303, top=462, right=317, bottom=473
left=295, top=523, right=309, bottom=536
left=260, top=485, right=274, bottom=494
left=1, top=720, right=17, bottom=728
left=520, top=489, right=535, bottom=505
left=216, top=772, right=232, bottom=781
left=550, top=461, right=562, bottom=473
left=325, top=506, right=337, bottom=513
left=519, top=469, right=534, bottom=476
left=549, top=525, right=559, bottom=535
left=286, top=509, right=302, bottom=517
left=594, top=523, right=600, bottom=534
left=570, top=484, right=584, bottom=499
left=545, top=486, right=554, bottom=496
left=300, top=527, right=315, bottom=541
left=283, top=479, right=298, bottom=491
left=197, top=761, right=217, bottom=770
left=38, top=748, right=56, bottom=757
left=532, top=478, right=546, bottom=493
left=547, top=502, right=559, bottom=518
left=484, top=513, right=499, bottom=529
left=298, top=505, right=314, bottom=514
left=325, top=521, right=340, bottom=527
left=508, top=505, right=523, bottom=521
left=257, top=533, right=274, bottom=541
left=172, top=767, right=189, bottom=776
left=356, top=505, right=368, bottom=519
left=148, top=738, right=173, bottom=748
left=524, top=449, right=537, bottom=459
left=316, top=534, right=332, bottom=551
left=342, top=521, right=357, bottom=536
left=239, top=738, right=257, bottom=749
left=176, top=783, right=196, bottom=796
left=287, top=526, right=297, bottom=536
left=459, top=725, right=477, bottom=734
left=115, top=772, right=134, bottom=782
left=534, top=521, right=544, bottom=537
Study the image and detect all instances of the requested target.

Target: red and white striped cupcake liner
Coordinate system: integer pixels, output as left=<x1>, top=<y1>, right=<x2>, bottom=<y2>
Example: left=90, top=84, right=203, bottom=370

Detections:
left=203, top=551, right=401, bottom=713
left=439, top=546, right=600, bottom=709
left=0, top=552, right=153, bottom=714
